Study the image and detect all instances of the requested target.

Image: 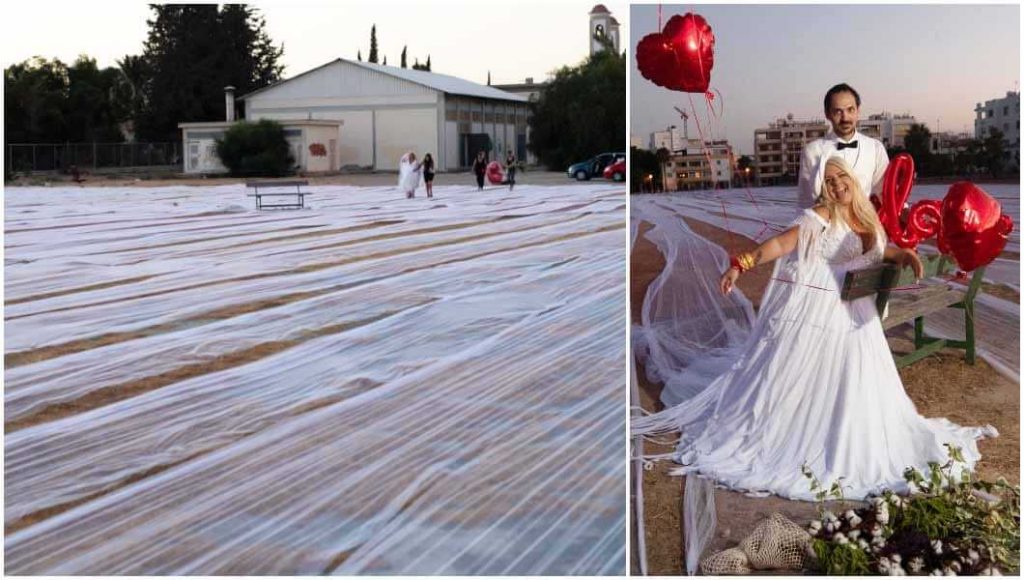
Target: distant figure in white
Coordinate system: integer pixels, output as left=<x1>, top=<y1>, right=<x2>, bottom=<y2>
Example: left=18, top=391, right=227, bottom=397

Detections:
left=398, top=152, right=423, bottom=198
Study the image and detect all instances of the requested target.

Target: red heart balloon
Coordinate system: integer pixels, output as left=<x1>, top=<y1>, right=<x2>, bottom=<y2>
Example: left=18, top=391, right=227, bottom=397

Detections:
left=635, top=13, right=714, bottom=93
left=942, top=181, right=1003, bottom=234
left=876, top=153, right=940, bottom=249
left=486, top=161, right=504, bottom=185
left=939, top=183, right=1014, bottom=271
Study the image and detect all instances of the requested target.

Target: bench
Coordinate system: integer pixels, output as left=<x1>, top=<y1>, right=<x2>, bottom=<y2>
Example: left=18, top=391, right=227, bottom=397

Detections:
left=841, top=254, right=985, bottom=368
left=246, top=180, right=309, bottom=210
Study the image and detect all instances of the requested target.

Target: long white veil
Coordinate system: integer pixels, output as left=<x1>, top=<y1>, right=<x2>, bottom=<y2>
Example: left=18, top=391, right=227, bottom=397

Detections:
left=632, top=198, right=757, bottom=407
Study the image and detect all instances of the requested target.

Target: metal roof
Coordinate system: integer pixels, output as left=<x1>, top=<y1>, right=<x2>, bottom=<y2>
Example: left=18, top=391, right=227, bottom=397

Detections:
left=240, top=58, right=528, bottom=103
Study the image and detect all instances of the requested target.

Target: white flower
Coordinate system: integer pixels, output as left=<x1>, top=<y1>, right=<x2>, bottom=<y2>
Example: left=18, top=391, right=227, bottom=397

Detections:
left=823, top=510, right=838, bottom=522
left=891, top=554, right=902, bottom=564
left=930, top=570, right=944, bottom=576
left=825, top=521, right=837, bottom=533
left=967, top=549, right=980, bottom=564
left=857, top=539, right=870, bottom=551
left=909, top=557, right=925, bottom=573
left=871, top=524, right=884, bottom=538
left=932, top=540, right=944, bottom=555
left=849, top=514, right=863, bottom=527
left=848, top=530, right=861, bottom=541
left=949, top=561, right=962, bottom=573
left=872, top=536, right=886, bottom=547
left=876, top=509, right=890, bottom=525
left=834, top=532, right=849, bottom=545
left=870, top=497, right=886, bottom=508
left=844, top=509, right=857, bottom=520
left=808, top=527, right=819, bottom=536
left=808, top=520, right=822, bottom=531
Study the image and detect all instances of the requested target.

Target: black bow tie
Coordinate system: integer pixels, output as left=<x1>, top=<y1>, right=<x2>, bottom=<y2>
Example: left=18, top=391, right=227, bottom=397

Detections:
left=836, top=141, right=858, bottom=150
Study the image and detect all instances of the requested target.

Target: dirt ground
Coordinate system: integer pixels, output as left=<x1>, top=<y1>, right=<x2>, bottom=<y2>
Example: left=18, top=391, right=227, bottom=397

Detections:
left=631, top=218, right=1020, bottom=575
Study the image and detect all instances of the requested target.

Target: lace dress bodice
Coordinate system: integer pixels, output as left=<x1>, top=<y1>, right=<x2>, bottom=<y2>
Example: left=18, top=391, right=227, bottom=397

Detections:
left=806, top=209, right=883, bottom=271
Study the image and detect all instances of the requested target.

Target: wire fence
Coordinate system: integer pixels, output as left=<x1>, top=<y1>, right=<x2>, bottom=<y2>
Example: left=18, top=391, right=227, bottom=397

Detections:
left=6, top=142, right=182, bottom=173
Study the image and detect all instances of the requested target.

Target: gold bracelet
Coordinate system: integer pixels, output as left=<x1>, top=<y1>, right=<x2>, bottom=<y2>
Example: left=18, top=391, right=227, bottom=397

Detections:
left=737, top=252, right=756, bottom=271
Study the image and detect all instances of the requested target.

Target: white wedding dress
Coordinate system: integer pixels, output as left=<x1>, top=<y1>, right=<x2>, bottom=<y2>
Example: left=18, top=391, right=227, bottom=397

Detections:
left=633, top=208, right=997, bottom=501
left=397, top=154, right=422, bottom=195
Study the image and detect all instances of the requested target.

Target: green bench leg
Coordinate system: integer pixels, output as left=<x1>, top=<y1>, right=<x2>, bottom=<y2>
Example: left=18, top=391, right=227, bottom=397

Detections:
left=964, top=302, right=976, bottom=365
left=914, top=316, right=925, bottom=349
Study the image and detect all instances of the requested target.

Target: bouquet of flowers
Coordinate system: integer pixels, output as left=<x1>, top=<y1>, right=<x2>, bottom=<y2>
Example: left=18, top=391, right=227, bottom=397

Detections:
left=803, top=446, right=1019, bottom=576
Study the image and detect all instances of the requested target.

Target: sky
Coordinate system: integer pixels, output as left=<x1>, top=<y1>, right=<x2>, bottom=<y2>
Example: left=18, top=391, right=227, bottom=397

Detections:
left=631, top=4, right=1020, bottom=156
left=2, top=0, right=628, bottom=87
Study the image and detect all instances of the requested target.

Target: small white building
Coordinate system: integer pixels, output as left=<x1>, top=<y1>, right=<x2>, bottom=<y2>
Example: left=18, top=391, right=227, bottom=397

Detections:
left=238, top=59, right=530, bottom=172
left=975, top=90, right=1020, bottom=170
left=178, top=119, right=342, bottom=175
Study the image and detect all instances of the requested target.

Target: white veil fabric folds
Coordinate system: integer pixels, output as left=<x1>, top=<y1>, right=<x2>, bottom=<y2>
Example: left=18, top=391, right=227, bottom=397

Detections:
left=631, top=198, right=759, bottom=408
left=397, top=153, right=422, bottom=194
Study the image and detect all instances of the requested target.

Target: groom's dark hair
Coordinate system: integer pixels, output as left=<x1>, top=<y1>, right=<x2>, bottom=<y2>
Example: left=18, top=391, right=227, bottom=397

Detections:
left=824, top=83, right=862, bottom=113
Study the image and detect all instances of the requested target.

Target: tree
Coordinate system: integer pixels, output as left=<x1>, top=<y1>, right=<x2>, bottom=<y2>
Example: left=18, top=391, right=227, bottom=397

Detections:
left=426, top=55, right=431, bottom=71
left=903, top=123, right=933, bottom=174
left=5, top=55, right=122, bottom=146
left=528, top=41, right=626, bottom=170
left=655, top=147, right=671, bottom=191
left=368, top=25, right=378, bottom=63
left=5, top=57, right=71, bottom=144
left=487, top=70, right=491, bottom=85
left=135, top=5, right=284, bottom=141
left=65, top=56, right=122, bottom=142
left=357, top=50, right=362, bottom=62
left=401, top=46, right=407, bottom=68
left=215, top=119, right=294, bottom=176
left=982, top=128, right=1007, bottom=178
left=630, top=146, right=661, bottom=193
left=737, top=154, right=754, bottom=184
left=111, top=54, right=150, bottom=137
left=383, top=55, right=387, bottom=66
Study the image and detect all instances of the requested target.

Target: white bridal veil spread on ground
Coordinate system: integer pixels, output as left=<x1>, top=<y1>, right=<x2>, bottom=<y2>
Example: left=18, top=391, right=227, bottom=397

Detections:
left=397, top=153, right=422, bottom=193
left=632, top=198, right=997, bottom=502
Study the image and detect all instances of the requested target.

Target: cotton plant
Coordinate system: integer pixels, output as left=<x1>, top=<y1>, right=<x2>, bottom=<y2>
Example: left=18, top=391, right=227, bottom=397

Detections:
left=800, top=445, right=1019, bottom=576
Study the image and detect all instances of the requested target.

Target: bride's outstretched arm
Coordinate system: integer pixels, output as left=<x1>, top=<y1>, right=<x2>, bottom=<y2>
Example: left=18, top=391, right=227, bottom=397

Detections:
left=720, top=226, right=800, bottom=295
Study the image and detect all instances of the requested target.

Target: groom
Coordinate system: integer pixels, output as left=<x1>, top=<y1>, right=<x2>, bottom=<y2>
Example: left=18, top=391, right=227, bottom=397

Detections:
left=797, top=83, right=889, bottom=208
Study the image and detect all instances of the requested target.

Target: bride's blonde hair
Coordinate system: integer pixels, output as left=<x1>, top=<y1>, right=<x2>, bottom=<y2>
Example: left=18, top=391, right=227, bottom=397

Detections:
left=818, top=156, right=886, bottom=247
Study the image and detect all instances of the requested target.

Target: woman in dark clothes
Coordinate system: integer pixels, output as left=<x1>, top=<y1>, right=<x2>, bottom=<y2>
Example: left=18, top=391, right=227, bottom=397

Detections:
left=422, top=153, right=435, bottom=198
left=472, top=151, right=487, bottom=190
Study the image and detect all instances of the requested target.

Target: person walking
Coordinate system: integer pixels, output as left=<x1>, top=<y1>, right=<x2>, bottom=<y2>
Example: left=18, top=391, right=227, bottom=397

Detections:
left=505, top=150, right=518, bottom=191
left=472, top=151, right=487, bottom=191
left=422, top=153, right=435, bottom=198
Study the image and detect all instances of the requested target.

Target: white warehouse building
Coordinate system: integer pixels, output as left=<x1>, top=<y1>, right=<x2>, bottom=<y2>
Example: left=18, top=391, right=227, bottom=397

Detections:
left=239, top=59, right=532, bottom=172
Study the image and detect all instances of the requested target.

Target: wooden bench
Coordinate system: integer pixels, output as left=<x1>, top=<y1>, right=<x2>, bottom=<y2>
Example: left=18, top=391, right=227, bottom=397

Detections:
left=841, top=254, right=985, bottom=368
left=246, top=180, right=309, bottom=210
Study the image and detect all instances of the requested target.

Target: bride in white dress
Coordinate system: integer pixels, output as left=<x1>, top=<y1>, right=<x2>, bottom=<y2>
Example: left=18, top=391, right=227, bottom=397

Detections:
left=633, top=154, right=997, bottom=500
left=398, top=152, right=423, bottom=198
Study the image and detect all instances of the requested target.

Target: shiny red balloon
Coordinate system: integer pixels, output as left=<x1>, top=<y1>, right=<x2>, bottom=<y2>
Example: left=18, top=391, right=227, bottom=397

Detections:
left=636, top=13, right=715, bottom=93
left=875, top=153, right=941, bottom=249
left=486, top=161, right=504, bottom=185
left=939, top=182, right=1014, bottom=271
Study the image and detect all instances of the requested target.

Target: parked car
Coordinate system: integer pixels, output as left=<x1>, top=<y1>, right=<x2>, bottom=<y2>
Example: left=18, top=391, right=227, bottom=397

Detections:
left=602, top=158, right=625, bottom=181
left=567, top=152, right=625, bottom=181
